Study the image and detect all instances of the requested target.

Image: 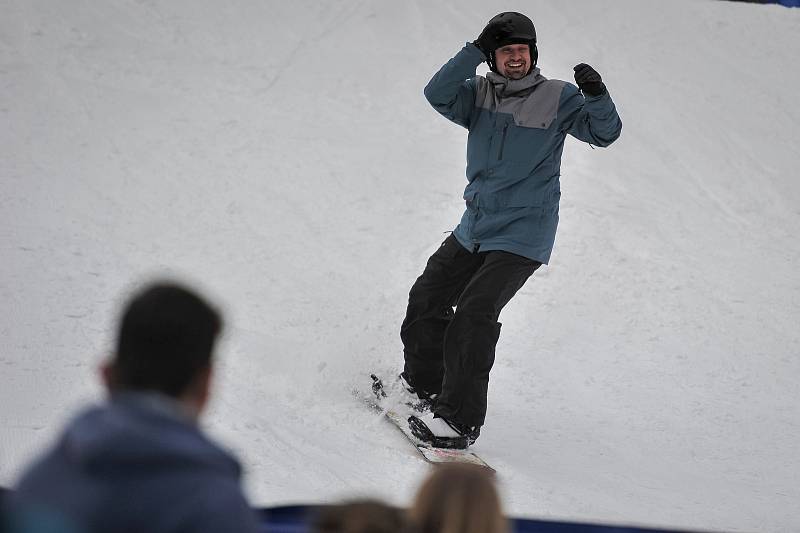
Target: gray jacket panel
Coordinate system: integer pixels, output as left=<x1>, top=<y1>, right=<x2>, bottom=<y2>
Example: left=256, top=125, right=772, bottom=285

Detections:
left=475, top=69, right=566, bottom=129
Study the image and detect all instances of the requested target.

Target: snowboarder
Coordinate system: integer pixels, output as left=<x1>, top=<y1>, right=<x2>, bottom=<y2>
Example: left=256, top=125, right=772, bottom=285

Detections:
left=399, top=12, right=622, bottom=449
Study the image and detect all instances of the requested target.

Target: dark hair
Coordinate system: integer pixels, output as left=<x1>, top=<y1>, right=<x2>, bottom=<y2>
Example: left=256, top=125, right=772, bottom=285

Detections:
left=112, top=282, right=223, bottom=397
left=313, top=500, right=405, bottom=533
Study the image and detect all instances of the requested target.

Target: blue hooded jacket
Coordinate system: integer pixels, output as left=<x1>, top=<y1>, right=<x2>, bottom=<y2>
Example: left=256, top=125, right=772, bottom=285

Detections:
left=8, top=393, right=259, bottom=533
left=425, top=43, right=622, bottom=264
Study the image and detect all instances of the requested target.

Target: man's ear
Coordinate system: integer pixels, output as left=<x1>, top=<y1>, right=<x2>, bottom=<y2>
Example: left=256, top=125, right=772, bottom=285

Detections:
left=198, top=365, right=212, bottom=407
left=184, top=365, right=213, bottom=417
left=100, top=360, right=116, bottom=392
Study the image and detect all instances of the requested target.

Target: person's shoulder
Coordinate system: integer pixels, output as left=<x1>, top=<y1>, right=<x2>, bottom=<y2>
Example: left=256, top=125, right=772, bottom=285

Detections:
left=540, top=76, right=578, bottom=96
left=543, top=79, right=581, bottom=109
left=526, top=77, right=574, bottom=106
left=522, top=69, right=573, bottom=98
left=181, top=483, right=260, bottom=533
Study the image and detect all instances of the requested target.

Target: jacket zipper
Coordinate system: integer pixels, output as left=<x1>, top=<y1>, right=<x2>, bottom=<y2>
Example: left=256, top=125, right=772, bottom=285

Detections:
left=498, top=123, right=509, bottom=160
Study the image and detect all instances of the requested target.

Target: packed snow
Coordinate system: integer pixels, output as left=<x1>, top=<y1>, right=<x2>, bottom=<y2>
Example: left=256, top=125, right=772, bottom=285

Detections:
left=1, top=1, right=799, bottom=531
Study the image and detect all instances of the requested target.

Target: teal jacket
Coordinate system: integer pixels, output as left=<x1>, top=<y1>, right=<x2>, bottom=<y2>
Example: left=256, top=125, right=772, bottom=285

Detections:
left=425, top=43, right=622, bottom=264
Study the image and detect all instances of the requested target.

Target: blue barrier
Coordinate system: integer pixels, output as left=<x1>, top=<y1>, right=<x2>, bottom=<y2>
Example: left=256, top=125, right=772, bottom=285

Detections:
left=0, top=490, right=716, bottom=533
left=258, top=505, right=708, bottom=533
left=729, top=0, right=800, bottom=5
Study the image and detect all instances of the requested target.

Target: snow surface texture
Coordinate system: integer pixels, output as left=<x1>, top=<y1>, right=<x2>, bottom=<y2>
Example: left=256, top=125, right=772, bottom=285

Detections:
left=1, top=1, right=799, bottom=531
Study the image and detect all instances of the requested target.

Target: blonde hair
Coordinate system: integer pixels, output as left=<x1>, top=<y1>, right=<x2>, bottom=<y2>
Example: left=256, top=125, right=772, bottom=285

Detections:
left=409, top=464, right=508, bottom=533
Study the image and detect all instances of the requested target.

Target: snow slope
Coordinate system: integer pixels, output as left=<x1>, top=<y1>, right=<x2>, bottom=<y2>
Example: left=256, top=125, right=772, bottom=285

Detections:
left=2, top=1, right=799, bottom=531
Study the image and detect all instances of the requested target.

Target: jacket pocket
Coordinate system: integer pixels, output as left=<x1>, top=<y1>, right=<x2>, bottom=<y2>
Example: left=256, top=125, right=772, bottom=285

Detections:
left=498, top=123, right=509, bottom=160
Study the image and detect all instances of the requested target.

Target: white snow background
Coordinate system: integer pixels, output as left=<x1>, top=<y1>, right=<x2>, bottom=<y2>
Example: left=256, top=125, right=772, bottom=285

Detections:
left=2, top=1, right=799, bottom=531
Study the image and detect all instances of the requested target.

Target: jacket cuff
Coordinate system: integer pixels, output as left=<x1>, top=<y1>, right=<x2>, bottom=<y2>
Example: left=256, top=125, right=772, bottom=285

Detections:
left=463, top=42, right=488, bottom=63
left=584, top=88, right=611, bottom=103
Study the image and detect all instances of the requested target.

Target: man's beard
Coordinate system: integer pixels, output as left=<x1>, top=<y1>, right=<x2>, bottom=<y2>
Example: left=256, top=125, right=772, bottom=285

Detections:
left=503, top=62, right=528, bottom=80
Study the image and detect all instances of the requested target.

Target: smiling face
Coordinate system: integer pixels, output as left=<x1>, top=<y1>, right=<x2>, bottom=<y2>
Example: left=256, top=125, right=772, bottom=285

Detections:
left=494, top=43, right=532, bottom=80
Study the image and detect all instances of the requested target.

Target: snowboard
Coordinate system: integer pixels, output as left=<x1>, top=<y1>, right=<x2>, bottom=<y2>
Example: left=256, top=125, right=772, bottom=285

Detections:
left=355, top=374, right=494, bottom=471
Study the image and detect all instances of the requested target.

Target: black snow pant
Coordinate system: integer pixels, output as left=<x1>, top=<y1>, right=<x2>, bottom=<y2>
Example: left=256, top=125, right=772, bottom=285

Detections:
left=400, top=234, right=541, bottom=427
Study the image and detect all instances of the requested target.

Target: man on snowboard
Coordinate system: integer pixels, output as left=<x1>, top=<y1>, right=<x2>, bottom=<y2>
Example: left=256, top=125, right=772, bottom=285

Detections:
left=398, top=12, right=622, bottom=449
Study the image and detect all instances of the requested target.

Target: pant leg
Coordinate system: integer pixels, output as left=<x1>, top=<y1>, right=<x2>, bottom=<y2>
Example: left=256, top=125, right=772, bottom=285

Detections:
left=434, top=250, right=541, bottom=426
left=401, top=235, right=484, bottom=394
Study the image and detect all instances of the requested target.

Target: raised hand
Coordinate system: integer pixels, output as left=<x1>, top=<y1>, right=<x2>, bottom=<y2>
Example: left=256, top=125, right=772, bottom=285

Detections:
left=573, top=63, right=606, bottom=96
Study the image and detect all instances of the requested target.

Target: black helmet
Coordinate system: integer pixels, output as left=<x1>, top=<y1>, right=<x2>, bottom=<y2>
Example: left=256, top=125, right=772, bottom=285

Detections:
left=480, top=12, right=538, bottom=72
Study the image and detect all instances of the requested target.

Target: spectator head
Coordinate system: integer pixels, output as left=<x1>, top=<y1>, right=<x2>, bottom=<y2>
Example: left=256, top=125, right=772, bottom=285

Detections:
left=409, top=464, right=507, bottom=533
left=102, top=282, right=223, bottom=417
left=313, top=499, right=405, bottom=533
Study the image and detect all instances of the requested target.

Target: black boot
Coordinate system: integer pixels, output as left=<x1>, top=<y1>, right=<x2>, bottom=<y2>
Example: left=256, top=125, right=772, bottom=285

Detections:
left=408, top=412, right=481, bottom=449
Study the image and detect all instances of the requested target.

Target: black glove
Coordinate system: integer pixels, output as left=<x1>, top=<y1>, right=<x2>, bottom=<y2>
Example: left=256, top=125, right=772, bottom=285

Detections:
left=573, top=63, right=606, bottom=96
left=473, top=28, right=492, bottom=60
